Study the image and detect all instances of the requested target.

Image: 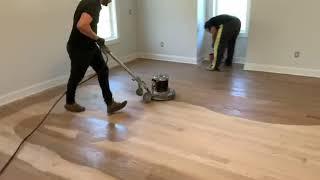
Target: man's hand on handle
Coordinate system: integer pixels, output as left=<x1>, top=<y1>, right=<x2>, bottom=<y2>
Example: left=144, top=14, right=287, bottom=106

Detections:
left=96, top=37, right=105, bottom=47
left=97, top=38, right=111, bottom=54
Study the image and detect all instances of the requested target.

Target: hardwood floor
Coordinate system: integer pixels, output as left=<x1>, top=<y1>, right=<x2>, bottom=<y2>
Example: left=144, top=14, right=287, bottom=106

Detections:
left=1, top=59, right=320, bottom=180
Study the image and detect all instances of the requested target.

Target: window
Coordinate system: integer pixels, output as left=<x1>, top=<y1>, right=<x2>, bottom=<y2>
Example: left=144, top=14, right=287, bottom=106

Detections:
left=98, top=1, right=119, bottom=42
left=212, top=0, right=250, bottom=34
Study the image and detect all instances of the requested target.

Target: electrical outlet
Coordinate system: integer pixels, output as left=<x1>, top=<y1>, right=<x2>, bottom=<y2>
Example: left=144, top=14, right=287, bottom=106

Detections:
left=160, top=42, right=165, bottom=47
left=294, top=51, right=300, bottom=58
left=129, top=9, right=133, bottom=15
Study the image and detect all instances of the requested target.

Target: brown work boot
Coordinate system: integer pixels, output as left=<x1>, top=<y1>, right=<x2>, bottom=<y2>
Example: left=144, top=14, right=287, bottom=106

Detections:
left=107, top=100, right=127, bottom=114
left=64, top=103, right=86, bottom=113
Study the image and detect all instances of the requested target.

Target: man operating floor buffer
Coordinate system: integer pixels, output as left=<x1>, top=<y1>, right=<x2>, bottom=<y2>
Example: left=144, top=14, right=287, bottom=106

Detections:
left=101, top=45, right=176, bottom=103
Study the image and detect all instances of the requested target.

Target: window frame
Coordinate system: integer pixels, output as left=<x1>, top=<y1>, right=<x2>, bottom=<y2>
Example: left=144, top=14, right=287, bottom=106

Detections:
left=98, top=0, right=120, bottom=45
left=210, top=0, right=251, bottom=37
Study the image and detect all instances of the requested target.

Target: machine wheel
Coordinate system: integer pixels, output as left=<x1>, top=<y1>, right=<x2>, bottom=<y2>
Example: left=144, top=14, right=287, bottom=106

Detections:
left=143, top=92, right=152, bottom=103
left=136, top=88, right=143, bottom=96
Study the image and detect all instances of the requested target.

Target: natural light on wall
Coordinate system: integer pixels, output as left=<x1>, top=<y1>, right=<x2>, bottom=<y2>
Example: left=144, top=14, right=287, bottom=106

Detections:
left=214, top=0, right=249, bottom=33
left=98, top=1, right=118, bottom=41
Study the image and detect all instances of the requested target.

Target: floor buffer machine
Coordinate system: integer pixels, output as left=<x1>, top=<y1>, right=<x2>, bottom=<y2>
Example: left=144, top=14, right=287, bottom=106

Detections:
left=101, top=45, right=176, bottom=103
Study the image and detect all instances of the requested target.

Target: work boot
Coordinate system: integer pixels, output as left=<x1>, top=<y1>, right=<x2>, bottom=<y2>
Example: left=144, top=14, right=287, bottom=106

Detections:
left=206, top=64, right=215, bottom=71
left=64, top=103, right=86, bottom=113
left=107, top=99, right=127, bottom=114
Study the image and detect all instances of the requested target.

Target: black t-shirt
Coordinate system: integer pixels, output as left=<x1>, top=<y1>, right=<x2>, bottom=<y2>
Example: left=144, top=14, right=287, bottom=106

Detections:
left=68, top=0, right=101, bottom=49
left=205, top=14, right=238, bottom=29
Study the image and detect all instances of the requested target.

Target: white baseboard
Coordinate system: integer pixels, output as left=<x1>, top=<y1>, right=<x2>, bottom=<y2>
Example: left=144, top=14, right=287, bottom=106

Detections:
left=0, top=75, right=69, bottom=107
left=138, top=52, right=197, bottom=65
left=0, top=53, right=138, bottom=107
left=244, top=63, right=320, bottom=78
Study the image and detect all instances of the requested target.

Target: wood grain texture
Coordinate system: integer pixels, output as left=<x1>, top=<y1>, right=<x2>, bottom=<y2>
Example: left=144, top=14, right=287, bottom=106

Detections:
left=1, top=60, right=320, bottom=180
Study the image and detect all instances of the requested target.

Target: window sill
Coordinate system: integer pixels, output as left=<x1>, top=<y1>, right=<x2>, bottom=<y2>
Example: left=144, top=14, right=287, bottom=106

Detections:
left=106, top=37, right=120, bottom=46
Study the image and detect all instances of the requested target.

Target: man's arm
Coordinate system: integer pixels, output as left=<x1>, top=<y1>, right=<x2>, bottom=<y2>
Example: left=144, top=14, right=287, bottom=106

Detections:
left=77, top=12, right=99, bottom=41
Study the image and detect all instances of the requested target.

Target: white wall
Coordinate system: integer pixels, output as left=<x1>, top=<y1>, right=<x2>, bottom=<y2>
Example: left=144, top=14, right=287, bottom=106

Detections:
left=245, top=0, right=320, bottom=77
left=0, top=0, right=138, bottom=106
left=197, top=0, right=207, bottom=61
left=110, top=0, right=138, bottom=57
left=137, top=0, right=198, bottom=64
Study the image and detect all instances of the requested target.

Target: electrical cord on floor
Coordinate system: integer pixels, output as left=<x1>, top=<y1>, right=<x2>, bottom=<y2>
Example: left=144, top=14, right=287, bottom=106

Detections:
left=0, top=54, right=109, bottom=176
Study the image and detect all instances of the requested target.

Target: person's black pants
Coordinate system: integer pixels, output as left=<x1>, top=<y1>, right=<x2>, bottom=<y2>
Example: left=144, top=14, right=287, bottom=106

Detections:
left=66, top=45, right=113, bottom=105
left=213, top=18, right=241, bottom=68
